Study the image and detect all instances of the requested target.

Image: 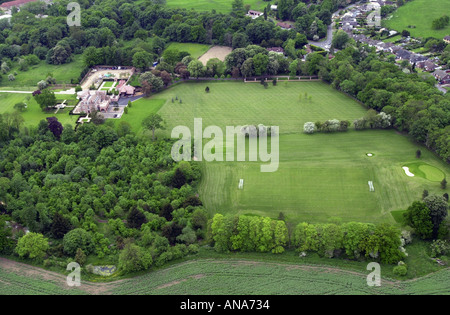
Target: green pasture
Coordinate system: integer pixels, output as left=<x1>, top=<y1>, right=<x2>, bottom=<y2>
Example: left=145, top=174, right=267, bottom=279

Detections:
left=165, top=0, right=274, bottom=13
left=383, top=0, right=450, bottom=39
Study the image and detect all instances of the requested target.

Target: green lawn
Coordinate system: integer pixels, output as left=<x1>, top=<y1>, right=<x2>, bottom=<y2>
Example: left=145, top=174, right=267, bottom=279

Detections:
left=165, top=0, right=274, bottom=13
left=155, top=81, right=368, bottom=135
left=198, top=131, right=449, bottom=225
left=116, top=98, right=166, bottom=133
left=0, top=93, right=79, bottom=127
left=126, top=81, right=450, bottom=225
left=383, top=0, right=450, bottom=39
left=102, top=81, right=116, bottom=88
left=382, top=35, right=401, bottom=43
left=0, top=54, right=84, bottom=90
left=164, top=42, right=212, bottom=60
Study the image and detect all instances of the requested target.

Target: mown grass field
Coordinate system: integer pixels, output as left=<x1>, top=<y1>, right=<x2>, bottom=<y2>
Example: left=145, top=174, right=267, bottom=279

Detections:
left=117, top=98, right=166, bottom=133
left=126, top=81, right=449, bottom=224
left=164, top=42, right=212, bottom=60
left=383, top=0, right=450, bottom=39
left=0, top=93, right=79, bottom=127
left=165, top=0, right=274, bottom=13
left=155, top=81, right=368, bottom=135
left=198, top=131, right=449, bottom=224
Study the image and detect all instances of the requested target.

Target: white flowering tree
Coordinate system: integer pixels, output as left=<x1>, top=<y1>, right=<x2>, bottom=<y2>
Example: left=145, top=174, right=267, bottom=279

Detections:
left=303, top=122, right=316, bottom=134
left=378, top=112, right=391, bottom=129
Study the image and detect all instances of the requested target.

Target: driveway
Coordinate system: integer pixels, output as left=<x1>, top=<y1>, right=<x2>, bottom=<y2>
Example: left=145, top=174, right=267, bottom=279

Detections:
left=436, top=84, right=448, bottom=94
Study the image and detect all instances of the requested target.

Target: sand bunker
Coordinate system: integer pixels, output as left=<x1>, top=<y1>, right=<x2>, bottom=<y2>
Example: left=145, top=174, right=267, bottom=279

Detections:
left=198, top=46, right=233, bottom=65
left=402, top=167, right=415, bottom=177
left=367, top=153, right=373, bottom=157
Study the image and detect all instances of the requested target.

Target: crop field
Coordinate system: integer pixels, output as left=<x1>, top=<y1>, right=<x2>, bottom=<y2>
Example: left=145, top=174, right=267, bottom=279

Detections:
left=1, top=257, right=448, bottom=295
left=165, top=0, right=274, bottom=14
left=111, top=260, right=450, bottom=295
left=0, top=258, right=87, bottom=295
left=0, top=93, right=79, bottom=127
left=383, top=0, right=450, bottom=39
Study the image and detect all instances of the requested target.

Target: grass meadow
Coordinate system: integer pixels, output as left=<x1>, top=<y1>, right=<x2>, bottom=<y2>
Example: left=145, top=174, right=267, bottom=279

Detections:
left=125, top=81, right=450, bottom=225
left=164, top=42, right=212, bottom=60
left=0, top=54, right=84, bottom=90
left=165, top=0, right=274, bottom=13
left=383, top=0, right=450, bottom=39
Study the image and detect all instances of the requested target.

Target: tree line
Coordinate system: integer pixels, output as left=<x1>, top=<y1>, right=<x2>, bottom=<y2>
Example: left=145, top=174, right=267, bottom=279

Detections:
left=209, top=213, right=409, bottom=265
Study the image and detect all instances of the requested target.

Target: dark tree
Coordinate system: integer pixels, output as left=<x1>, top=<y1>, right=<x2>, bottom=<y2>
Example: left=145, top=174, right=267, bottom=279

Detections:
left=90, top=110, right=105, bottom=125
left=162, top=223, right=183, bottom=245
left=127, top=208, right=147, bottom=229
left=172, top=168, right=186, bottom=188
left=403, top=201, right=433, bottom=239
left=422, top=189, right=429, bottom=200
left=141, top=81, right=153, bottom=97
left=424, top=195, right=449, bottom=239
left=441, top=178, right=447, bottom=189
left=443, top=193, right=449, bottom=202
left=183, top=195, right=203, bottom=208
left=50, top=212, right=72, bottom=239
left=205, top=86, right=210, bottom=93
left=46, top=117, right=63, bottom=139
left=416, top=149, right=421, bottom=159
left=160, top=203, right=174, bottom=221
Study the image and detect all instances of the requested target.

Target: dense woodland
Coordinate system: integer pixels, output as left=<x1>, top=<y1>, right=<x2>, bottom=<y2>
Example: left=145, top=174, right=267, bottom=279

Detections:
left=0, top=119, right=207, bottom=272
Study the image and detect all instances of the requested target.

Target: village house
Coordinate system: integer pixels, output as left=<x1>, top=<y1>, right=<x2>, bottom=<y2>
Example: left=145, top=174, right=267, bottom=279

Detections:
left=416, top=60, right=437, bottom=72
left=246, top=10, right=263, bottom=19
left=76, top=90, right=119, bottom=114
left=0, top=0, right=46, bottom=11
left=433, top=70, right=450, bottom=85
left=277, top=22, right=293, bottom=30
left=267, top=47, right=285, bottom=54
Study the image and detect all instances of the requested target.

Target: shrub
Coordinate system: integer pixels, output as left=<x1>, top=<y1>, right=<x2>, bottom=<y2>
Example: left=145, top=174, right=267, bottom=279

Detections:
left=393, top=265, right=408, bottom=276
left=430, top=239, right=449, bottom=257
left=63, top=228, right=93, bottom=256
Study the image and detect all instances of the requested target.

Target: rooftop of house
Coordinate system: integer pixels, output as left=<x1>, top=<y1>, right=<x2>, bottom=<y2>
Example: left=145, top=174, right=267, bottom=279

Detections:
left=0, top=0, right=36, bottom=8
